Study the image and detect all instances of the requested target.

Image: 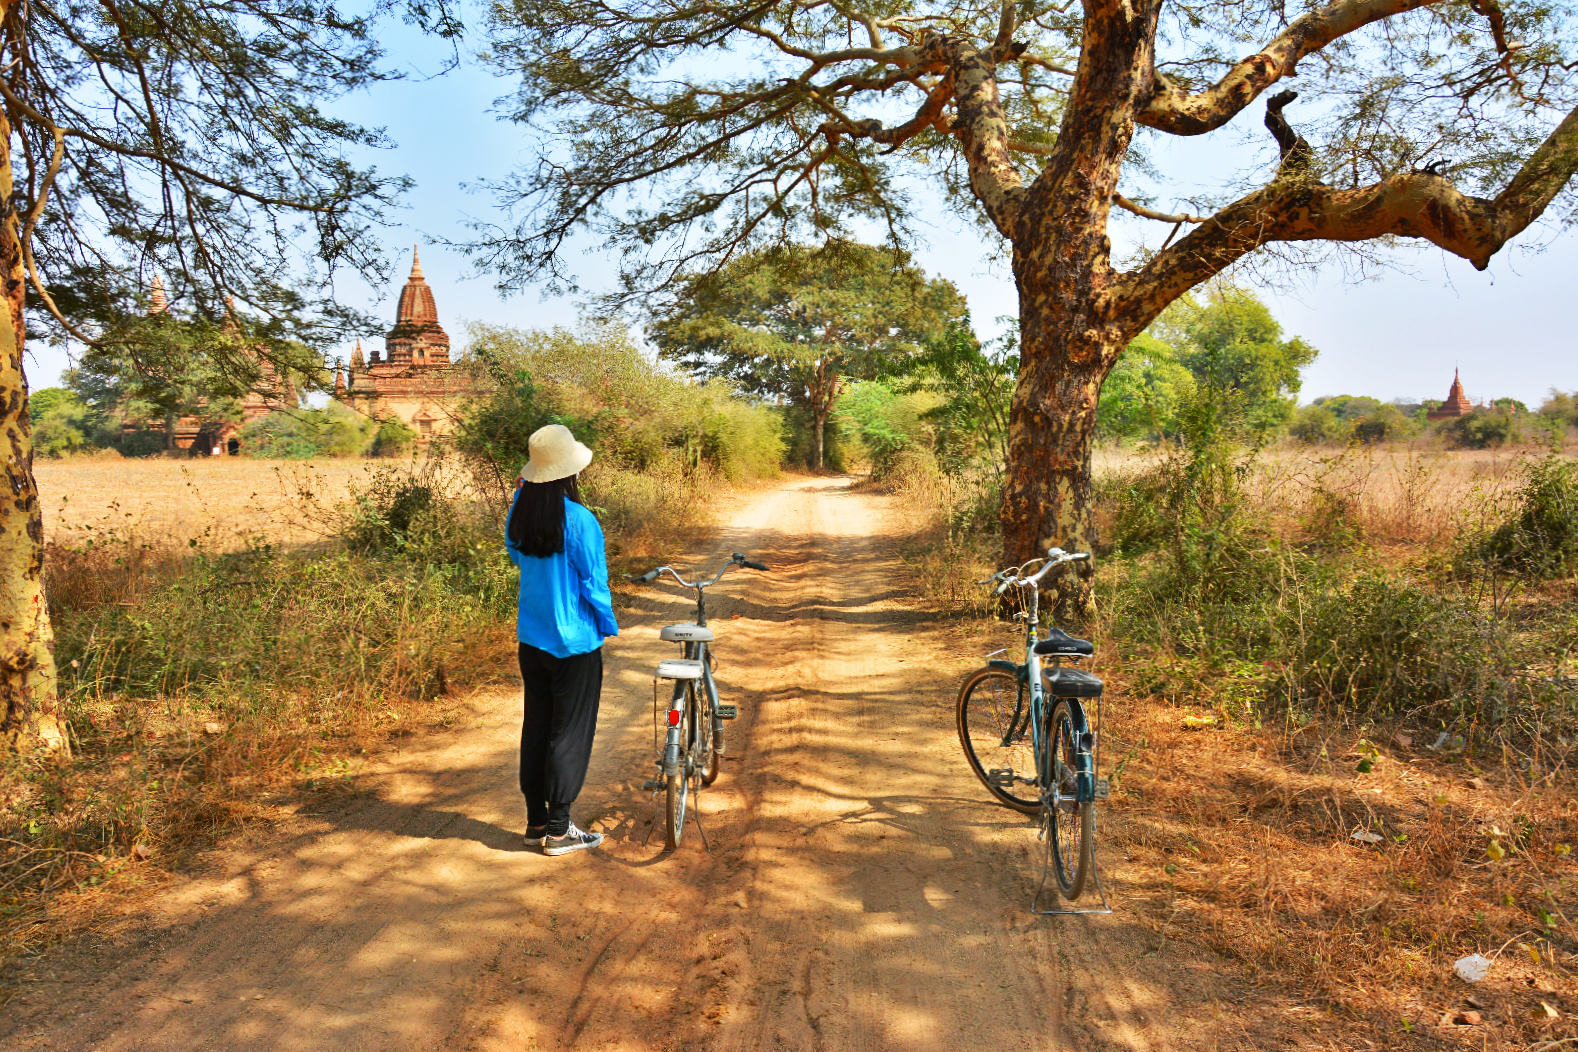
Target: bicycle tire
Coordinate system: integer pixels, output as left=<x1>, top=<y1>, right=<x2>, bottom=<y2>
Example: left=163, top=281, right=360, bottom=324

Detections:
left=1045, top=699, right=1094, bottom=898
left=665, top=768, right=688, bottom=850
left=957, top=666, right=1039, bottom=815
left=696, top=681, right=720, bottom=787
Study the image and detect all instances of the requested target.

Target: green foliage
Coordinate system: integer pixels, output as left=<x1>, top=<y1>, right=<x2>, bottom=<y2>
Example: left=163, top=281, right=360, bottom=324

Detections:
left=835, top=380, right=929, bottom=477
left=1472, top=454, right=1578, bottom=579
left=1538, top=390, right=1578, bottom=431
left=369, top=417, right=417, bottom=458
left=648, top=242, right=966, bottom=468
left=1158, top=286, right=1319, bottom=440
left=457, top=321, right=783, bottom=517
left=1097, top=333, right=1195, bottom=444
left=238, top=404, right=376, bottom=459
left=1444, top=409, right=1523, bottom=449
left=29, top=389, right=105, bottom=457
left=901, top=318, right=1016, bottom=472
left=1289, top=403, right=1342, bottom=445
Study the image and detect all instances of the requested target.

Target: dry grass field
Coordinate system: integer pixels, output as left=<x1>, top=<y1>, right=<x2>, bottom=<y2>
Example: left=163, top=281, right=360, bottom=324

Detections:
left=34, top=455, right=396, bottom=549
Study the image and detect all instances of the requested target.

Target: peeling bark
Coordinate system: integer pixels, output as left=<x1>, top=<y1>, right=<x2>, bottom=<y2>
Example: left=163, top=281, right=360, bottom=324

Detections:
left=0, top=16, right=69, bottom=755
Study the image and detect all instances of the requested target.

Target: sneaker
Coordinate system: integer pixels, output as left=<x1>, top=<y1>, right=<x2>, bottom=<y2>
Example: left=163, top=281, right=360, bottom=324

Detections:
left=523, top=825, right=548, bottom=847
left=543, top=822, right=604, bottom=857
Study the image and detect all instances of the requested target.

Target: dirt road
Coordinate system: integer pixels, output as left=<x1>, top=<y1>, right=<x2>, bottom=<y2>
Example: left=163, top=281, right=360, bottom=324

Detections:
left=9, top=476, right=1248, bottom=1051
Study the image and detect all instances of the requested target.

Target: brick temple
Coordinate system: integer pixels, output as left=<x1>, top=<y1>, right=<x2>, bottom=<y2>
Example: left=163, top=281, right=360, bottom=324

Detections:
left=335, top=246, right=470, bottom=441
left=1426, top=369, right=1475, bottom=420
left=124, top=279, right=299, bottom=454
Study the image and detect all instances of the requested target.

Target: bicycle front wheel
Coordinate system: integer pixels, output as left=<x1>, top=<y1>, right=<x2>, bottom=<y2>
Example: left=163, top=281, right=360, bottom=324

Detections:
left=1044, top=699, right=1094, bottom=898
left=957, top=666, right=1039, bottom=815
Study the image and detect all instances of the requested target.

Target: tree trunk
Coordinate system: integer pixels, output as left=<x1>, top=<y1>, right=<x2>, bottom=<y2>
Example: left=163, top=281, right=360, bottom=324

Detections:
left=997, top=0, right=1162, bottom=621
left=812, top=409, right=825, bottom=471
left=0, top=57, right=70, bottom=755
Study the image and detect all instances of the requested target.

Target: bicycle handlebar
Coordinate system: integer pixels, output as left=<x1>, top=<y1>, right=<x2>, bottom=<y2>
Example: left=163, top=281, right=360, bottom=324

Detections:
left=628, top=552, right=770, bottom=589
left=981, top=547, right=1091, bottom=593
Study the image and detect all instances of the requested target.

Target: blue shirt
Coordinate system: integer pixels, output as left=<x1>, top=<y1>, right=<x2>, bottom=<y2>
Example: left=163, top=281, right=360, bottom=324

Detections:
left=506, top=495, right=619, bottom=657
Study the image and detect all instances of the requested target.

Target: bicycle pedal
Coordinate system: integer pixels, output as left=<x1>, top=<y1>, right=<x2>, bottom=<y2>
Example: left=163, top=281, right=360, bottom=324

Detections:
left=1095, top=777, right=1110, bottom=800
left=716, top=703, right=738, bottom=719
left=642, top=779, right=663, bottom=791
left=987, top=768, right=1016, bottom=789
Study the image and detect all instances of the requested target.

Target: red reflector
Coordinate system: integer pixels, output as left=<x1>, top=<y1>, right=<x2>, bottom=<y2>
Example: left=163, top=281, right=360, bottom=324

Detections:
left=667, top=709, right=681, bottom=726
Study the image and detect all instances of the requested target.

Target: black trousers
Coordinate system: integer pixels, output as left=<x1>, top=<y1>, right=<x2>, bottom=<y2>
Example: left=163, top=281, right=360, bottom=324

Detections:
left=518, top=643, right=603, bottom=836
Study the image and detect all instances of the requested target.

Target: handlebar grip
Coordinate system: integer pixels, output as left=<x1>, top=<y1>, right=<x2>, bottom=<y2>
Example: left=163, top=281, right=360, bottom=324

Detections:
left=994, top=579, right=1012, bottom=596
left=743, top=560, right=769, bottom=571
left=632, top=568, right=660, bottom=583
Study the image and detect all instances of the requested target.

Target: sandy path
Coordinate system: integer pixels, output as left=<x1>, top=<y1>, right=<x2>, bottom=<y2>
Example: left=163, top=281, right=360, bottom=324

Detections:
left=7, top=476, right=1246, bottom=1051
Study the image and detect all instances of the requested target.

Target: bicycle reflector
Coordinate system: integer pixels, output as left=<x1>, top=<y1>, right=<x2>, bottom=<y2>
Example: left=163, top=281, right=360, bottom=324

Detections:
left=667, top=709, right=682, bottom=726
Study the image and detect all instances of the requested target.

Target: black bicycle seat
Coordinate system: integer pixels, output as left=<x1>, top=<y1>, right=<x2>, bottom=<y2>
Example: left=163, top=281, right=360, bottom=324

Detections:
left=1033, top=627, right=1094, bottom=657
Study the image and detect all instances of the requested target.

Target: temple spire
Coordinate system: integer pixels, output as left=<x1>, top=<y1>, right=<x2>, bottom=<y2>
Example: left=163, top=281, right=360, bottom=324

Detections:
left=149, top=275, right=168, bottom=316
left=350, top=338, right=365, bottom=370
left=410, top=244, right=423, bottom=279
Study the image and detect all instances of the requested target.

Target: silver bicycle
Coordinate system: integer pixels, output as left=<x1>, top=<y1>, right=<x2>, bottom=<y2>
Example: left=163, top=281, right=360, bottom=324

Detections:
left=630, top=553, right=768, bottom=850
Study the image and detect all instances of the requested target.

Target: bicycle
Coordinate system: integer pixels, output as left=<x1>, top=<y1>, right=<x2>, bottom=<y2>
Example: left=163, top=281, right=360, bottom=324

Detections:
left=629, top=552, right=769, bottom=850
left=955, top=548, right=1112, bottom=914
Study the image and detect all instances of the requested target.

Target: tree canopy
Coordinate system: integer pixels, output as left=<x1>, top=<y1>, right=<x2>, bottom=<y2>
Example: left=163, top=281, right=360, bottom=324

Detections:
left=476, top=0, right=1578, bottom=601
left=647, top=243, right=967, bottom=468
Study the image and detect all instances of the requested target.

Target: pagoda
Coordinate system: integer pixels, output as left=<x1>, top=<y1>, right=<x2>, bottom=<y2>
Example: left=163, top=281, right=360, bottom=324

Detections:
left=1426, top=369, right=1475, bottom=420
left=338, top=246, right=470, bottom=441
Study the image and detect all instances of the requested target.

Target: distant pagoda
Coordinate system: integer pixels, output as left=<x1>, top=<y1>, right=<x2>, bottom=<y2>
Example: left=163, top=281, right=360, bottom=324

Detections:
left=1426, top=370, right=1475, bottom=420
left=337, top=246, right=470, bottom=441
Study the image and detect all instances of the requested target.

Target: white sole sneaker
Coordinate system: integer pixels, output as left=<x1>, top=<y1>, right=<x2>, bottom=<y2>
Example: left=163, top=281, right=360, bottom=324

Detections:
left=543, top=825, right=604, bottom=856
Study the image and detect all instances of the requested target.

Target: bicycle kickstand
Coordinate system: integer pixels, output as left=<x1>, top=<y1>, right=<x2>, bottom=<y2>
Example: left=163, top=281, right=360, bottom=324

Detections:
left=1031, top=813, right=1115, bottom=917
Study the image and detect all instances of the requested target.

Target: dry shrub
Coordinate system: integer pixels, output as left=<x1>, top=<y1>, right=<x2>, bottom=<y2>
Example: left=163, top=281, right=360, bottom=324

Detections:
left=882, top=447, right=1001, bottom=611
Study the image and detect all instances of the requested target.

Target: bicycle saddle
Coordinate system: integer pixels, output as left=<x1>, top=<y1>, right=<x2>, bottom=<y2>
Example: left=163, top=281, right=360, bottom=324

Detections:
left=1033, top=627, right=1094, bottom=657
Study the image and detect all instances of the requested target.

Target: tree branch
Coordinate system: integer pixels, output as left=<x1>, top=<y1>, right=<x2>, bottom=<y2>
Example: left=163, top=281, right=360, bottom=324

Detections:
left=1138, top=0, right=1445, bottom=136
left=1113, top=193, right=1209, bottom=224
left=1115, top=99, right=1578, bottom=335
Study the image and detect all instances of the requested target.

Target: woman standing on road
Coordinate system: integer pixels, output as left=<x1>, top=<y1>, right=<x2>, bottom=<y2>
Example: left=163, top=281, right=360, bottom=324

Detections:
left=506, top=424, right=619, bottom=856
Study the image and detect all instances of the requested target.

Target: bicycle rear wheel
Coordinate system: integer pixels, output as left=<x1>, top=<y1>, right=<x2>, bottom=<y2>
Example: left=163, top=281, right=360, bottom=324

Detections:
left=664, top=683, right=697, bottom=850
left=957, top=666, right=1039, bottom=814
left=1044, top=699, right=1094, bottom=898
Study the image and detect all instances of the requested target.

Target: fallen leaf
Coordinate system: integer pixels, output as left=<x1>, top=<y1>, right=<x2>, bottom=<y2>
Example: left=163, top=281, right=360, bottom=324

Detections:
left=1486, top=840, right=1506, bottom=861
left=202, top=721, right=223, bottom=735
left=1350, top=828, right=1384, bottom=844
left=1464, top=995, right=1484, bottom=1009
left=131, top=843, right=150, bottom=861
left=1392, top=731, right=1413, bottom=749
left=1182, top=715, right=1215, bottom=729
left=1541, top=1002, right=1560, bottom=1019
left=1452, top=1010, right=1482, bottom=1026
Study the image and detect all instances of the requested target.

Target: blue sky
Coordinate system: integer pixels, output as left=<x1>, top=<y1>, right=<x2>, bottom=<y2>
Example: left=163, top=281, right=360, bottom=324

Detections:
left=24, top=23, right=1577, bottom=410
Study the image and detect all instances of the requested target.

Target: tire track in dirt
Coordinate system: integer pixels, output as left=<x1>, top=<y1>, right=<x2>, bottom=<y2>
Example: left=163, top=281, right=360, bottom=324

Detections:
left=7, top=475, right=1251, bottom=1051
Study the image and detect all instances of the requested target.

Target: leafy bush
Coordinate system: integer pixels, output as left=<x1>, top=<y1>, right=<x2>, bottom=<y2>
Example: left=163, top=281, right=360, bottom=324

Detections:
left=458, top=322, right=783, bottom=511
left=239, top=403, right=376, bottom=458
left=1288, top=403, right=1341, bottom=445
left=30, top=390, right=104, bottom=456
left=1471, top=454, right=1578, bottom=578
left=835, top=379, right=929, bottom=477
left=1444, top=409, right=1521, bottom=449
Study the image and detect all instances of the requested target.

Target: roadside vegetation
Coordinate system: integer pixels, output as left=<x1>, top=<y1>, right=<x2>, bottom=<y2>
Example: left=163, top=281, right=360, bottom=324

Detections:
left=861, top=294, right=1576, bottom=1044
left=1, top=324, right=783, bottom=960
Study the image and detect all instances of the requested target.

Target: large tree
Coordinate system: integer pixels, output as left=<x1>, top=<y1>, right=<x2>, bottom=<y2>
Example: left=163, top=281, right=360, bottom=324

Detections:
left=648, top=243, right=966, bottom=468
left=0, top=0, right=456, bottom=752
left=475, top=0, right=1578, bottom=607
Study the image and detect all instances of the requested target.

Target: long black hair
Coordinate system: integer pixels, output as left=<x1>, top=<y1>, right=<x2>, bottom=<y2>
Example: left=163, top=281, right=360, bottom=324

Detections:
left=506, top=475, right=584, bottom=557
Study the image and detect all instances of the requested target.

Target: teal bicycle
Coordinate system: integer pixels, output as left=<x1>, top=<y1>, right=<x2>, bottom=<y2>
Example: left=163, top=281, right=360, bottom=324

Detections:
left=956, top=548, right=1111, bottom=913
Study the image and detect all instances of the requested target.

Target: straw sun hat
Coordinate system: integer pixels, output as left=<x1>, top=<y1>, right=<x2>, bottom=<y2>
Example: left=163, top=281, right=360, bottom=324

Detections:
left=518, top=424, right=593, bottom=484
